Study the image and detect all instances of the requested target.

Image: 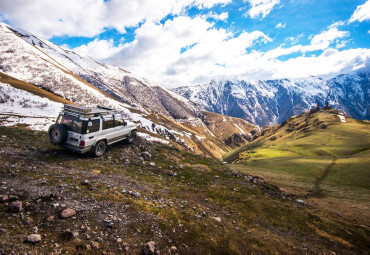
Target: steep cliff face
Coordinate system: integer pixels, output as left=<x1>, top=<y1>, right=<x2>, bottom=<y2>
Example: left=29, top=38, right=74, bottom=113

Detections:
left=174, top=75, right=370, bottom=126
left=326, top=73, right=370, bottom=120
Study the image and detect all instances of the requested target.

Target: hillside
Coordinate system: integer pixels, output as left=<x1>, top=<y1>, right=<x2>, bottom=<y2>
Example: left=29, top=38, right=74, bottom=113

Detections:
left=3, top=23, right=199, bottom=120
left=173, top=75, right=370, bottom=126
left=0, top=125, right=369, bottom=254
left=226, top=108, right=370, bottom=227
left=0, top=23, right=258, bottom=158
left=200, top=112, right=259, bottom=148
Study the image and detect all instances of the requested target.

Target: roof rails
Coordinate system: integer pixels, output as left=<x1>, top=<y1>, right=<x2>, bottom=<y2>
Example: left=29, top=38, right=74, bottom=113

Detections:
left=97, top=105, right=114, bottom=111
left=62, top=104, right=118, bottom=117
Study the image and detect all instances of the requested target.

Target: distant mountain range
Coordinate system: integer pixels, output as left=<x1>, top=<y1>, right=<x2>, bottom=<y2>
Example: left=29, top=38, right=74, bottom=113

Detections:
left=173, top=74, right=370, bottom=126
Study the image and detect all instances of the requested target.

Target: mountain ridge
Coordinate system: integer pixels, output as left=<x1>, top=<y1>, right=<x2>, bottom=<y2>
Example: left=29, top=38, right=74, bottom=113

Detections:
left=173, top=73, right=370, bottom=126
left=4, top=23, right=199, bottom=120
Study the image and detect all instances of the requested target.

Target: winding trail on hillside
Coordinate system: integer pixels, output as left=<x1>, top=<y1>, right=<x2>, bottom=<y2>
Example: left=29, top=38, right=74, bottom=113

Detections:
left=311, top=156, right=337, bottom=197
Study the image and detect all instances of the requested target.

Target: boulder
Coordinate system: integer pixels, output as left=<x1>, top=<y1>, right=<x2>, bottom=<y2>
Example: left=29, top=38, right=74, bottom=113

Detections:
left=81, top=179, right=89, bottom=185
left=213, top=217, right=222, bottom=222
left=26, top=234, right=41, bottom=243
left=91, top=241, right=100, bottom=249
left=143, top=241, right=156, bottom=255
left=10, top=201, right=22, bottom=212
left=141, top=152, right=152, bottom=161
left=47, top=216, right=55, bottom=222
left=123, top=242, right=130, bottom=251
left=170, top=246, right=178, bottom=253
left=296, top=199, right=306, bottom=206
left=0, top=195, right=8, bottom=202
left=61, top=208, right=76, bottom=218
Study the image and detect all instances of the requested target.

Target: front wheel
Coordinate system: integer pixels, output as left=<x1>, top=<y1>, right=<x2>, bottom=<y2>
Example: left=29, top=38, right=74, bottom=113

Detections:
left=93, top=140, right=106, bottom=157
left=127, top=130, right=137, bottom=144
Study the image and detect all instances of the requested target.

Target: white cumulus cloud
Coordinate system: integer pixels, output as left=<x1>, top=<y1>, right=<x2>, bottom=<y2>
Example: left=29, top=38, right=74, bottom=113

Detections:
left=349, top=0, right=370, bottom=23
left=310, top=28, right=349, bottom=47
left=0, top=0, right=232, bottom=38
left=275, top=23, right=286, bottom=29
left=74, top=39, right=124, bottom=60
left=269, top=48, right=370, bottom=80
left=194, top=0, right=232, bottom=8
left=202, top=11, right=229, bottom=21
left=285, top=33, right=304, bottom=45
left=244, top=0, right=280, bottom=20
left=76, top=16, right=271, bottom=87
left=265, top=28, right=349, bottom=59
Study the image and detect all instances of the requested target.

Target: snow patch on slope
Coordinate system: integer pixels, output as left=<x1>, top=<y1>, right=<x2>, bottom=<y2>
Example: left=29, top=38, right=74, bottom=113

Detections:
left=337, top=114, right=346, bottom=122
left=0, top=82, right=63, bottom=130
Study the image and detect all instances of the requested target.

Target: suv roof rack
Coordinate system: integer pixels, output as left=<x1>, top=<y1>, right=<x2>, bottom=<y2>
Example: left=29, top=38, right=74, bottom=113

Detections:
left=63, top=104, right=118, bottom=117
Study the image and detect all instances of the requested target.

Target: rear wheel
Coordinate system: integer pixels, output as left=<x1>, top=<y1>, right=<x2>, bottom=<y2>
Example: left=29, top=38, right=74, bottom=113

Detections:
left=127, top=130, right=137, bottom=144
left=48, top=124, right=68, bottom=145
left=93, top=140, right=106, bottom=157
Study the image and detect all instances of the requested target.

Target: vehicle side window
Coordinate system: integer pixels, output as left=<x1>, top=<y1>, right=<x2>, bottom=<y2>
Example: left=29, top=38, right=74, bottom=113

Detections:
left=115, top=115, right=125, bottom=126
left=103, top=116, right=114, bottom=130
left=115, top=119, right=124, bottom=126
left=86, top=119, right=100, bottom=133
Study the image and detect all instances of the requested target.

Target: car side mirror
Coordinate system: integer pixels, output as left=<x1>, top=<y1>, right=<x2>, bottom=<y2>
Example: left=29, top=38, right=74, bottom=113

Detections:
left=123, top=121, right=127, bottom=127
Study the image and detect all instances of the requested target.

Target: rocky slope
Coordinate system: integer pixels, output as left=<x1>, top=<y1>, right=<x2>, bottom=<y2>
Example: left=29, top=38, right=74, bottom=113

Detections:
left=0, top=125, right=368, bottom=254
left=173, top=74, right=370, bottom=126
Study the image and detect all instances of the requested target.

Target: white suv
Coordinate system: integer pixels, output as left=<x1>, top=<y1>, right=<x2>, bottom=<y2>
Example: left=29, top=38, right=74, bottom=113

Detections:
left=48, top=104, right=137, bottom=156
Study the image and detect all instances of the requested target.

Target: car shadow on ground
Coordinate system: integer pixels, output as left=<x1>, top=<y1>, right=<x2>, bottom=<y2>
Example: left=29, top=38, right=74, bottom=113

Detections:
left=38, top=138, right=142, bottom=162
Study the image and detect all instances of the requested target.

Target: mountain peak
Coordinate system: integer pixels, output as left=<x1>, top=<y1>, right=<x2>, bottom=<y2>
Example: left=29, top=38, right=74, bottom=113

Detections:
left=174, top=73, right=370, bottom=126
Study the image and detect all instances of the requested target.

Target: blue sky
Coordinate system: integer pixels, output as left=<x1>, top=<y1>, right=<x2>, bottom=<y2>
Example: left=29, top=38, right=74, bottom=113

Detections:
left=1, top=0, right=370, bottom=87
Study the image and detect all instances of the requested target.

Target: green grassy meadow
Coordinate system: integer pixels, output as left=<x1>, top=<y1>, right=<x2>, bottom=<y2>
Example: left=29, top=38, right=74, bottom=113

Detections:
left=227, top=110, right=370, bottom=225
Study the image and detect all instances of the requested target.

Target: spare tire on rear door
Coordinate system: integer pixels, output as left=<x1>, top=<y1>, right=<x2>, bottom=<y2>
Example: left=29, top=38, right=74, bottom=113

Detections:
left=48, top=124, right=68, bottom=145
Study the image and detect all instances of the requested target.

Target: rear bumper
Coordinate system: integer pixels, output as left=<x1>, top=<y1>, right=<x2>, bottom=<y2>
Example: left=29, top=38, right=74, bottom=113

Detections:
left=61, top=144, right=92, bottom=154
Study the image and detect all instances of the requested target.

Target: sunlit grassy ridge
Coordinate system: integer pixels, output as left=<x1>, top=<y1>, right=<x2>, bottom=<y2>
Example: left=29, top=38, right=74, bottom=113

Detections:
left=227, top=109, right=370, bottom=226
left=226, top=109, right=370, bottom=159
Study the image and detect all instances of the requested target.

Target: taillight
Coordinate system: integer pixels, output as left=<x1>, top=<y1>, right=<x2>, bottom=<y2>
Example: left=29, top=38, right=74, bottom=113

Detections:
left=79, top=140, right=85, bottom=148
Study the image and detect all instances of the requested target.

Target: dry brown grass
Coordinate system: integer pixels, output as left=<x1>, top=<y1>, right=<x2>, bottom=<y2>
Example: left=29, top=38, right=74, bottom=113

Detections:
left=0, top=71, right=72, bottom=104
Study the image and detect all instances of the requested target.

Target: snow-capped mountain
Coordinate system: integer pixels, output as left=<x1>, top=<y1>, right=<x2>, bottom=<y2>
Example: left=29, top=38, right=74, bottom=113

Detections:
left=0, top=23, right=258, bottom=158
left=173, top=74, right=370, bottom=126
left=3, top=24, right=198, bottom=120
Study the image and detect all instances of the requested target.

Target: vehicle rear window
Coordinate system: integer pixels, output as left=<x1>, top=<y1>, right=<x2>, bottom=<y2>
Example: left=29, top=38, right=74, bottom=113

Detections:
left=58, top=115, right=86, bottom=134
left=72, top=120, right=83, bottom=133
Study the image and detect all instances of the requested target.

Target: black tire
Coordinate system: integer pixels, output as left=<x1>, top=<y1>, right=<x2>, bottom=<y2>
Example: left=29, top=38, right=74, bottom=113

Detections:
left=127, top=130, right=137, bottom=144
left=93, top=140, right=106, bottom=157
left=48, top=124, right=68, bottom=145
